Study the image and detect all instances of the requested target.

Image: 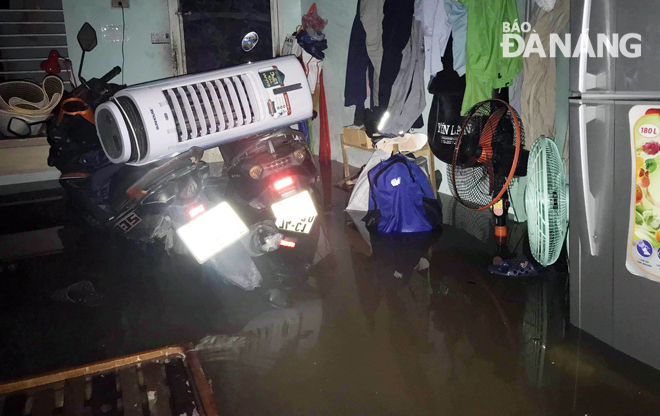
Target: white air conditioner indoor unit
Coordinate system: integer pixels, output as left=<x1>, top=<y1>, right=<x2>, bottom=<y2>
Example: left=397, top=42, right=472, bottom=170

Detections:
left=95, top=55, right=313, bottom=165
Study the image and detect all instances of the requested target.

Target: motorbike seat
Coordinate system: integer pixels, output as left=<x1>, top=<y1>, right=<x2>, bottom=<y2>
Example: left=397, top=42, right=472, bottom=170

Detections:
left=109, top=147, right=204, bottom=212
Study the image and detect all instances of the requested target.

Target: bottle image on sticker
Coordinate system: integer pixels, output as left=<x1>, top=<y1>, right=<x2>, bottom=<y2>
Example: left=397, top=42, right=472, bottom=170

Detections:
left=627, top=106, right=660, bottom=282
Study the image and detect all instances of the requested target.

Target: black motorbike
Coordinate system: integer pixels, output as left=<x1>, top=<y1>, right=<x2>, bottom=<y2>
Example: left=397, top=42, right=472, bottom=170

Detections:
left=48, top=23, right=322, bottom=296
left=219, top=128, right=321, bottom=286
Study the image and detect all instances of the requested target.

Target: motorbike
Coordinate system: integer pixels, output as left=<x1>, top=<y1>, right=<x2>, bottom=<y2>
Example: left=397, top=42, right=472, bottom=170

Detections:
left=48, top=23, right=322, bottom=298
left=219, top=127, right=321, bottom=286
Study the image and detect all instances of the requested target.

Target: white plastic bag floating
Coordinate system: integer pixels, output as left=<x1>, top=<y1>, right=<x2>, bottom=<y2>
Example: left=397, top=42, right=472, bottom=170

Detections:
left=346, top=149, right=391, bottom=212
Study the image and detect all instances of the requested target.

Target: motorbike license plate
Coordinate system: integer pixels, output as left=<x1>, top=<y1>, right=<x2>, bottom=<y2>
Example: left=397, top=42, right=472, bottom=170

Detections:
left=275, top=216, right=317, bottom=234
left=271, top=190, right=318, bottom=234
left=176, top=202, right=249, bottom=263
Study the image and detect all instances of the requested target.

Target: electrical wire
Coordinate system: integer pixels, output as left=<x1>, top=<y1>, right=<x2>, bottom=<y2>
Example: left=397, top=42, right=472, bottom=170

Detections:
left=508, top=181, right=520, bottom=222
left=120, top=2, right=125, bottom=84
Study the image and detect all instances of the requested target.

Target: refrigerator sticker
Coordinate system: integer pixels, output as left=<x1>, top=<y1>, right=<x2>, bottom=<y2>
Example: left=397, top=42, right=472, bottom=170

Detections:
left=627, top=106, right=660, bottom=282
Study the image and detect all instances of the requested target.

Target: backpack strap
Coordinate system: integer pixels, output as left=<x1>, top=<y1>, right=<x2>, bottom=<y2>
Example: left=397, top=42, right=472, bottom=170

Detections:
left=372, top=154, right=415, bottom=186
left=368, top=167, right=378, bottom=210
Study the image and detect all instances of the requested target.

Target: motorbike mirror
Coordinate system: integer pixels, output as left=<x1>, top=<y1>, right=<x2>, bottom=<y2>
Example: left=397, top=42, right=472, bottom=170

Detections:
left=77, top=23, right=97, bottom=52
left=241, top=31, right=259, bottom=52
left=76, top=23, right=97, bottom=85
left=7, top=117, right=43, bottom=138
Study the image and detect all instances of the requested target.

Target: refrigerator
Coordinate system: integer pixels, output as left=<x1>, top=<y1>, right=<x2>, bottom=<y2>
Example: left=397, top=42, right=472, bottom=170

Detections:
left=570, top=0, right=660, bottom=370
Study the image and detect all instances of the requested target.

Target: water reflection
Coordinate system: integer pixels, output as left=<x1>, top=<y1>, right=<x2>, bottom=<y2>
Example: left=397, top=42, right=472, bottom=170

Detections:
left=201, top=212, right=554, bottom=414
left=344, top=212, right=561, bottom=414
left=4, top=164, right=660, bottom=415
left=351, top=227, right=440, bottom=410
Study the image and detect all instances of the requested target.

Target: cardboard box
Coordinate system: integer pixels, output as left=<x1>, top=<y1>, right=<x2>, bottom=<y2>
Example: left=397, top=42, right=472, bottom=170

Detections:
left=342, top=127, right=373, bottom=150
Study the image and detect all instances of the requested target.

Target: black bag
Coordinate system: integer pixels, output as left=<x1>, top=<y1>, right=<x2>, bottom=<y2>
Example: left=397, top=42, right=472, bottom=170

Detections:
left=47, top=114, right=111, bottom=175
left=427, top=36, right=466, bottom=164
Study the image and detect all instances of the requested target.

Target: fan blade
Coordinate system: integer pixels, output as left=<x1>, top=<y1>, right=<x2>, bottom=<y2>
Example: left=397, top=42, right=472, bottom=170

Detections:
left=477, top=106, right=506, bottom=164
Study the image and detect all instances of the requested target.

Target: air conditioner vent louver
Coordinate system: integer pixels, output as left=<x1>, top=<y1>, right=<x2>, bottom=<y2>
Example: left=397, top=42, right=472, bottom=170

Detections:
left=163, top=74, right=262, bottom=142
left=95, top=56, right=313, bottom=166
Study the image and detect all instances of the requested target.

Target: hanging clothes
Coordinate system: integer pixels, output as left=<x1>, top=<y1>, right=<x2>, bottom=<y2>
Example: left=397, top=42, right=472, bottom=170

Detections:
left=345, top=0, right=374, bottom=124
left=535, top=0, right=556, bottom=11
left=507, top=0, right=529, bottom=115
left=301, top=49, right=323, bottom=94
left=458, top=0, right=522, bottom=115
left=442, top=0, right=468, bottom=76
left=379, top=0, right=416, bottom=110
left=345, top=0, right=423, bottom=135
left=520, top=0, right=569, bottom=147
left=419, top=0, right=451, bottom=76
left=360, top=0, right=386, bottom=106
left=380, top=17, right=426, bottom=135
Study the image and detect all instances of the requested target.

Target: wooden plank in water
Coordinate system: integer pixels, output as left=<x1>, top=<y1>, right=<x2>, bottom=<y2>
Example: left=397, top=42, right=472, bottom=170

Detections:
left=30, top=388, right=54, bottom=416
left=117, top=368, right=143, bottom=416
left=90, top=373, right=118, bottom=416
left=185, top=350, right=217, bottom=416
left=62, top=377, right=86, bottom=416
left=141, top=363, right=171, bottom=416
left=0, top=346, right=186, bottom=395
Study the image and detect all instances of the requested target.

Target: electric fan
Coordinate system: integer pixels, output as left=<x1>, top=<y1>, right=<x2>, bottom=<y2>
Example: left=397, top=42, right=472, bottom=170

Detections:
left=524, top=136, right=568, bottom=267
left=95, top=55, right=313, bottom=166
left=451, top=99, right=527, bottom=210
left=450, top=99, right=528, bottom=251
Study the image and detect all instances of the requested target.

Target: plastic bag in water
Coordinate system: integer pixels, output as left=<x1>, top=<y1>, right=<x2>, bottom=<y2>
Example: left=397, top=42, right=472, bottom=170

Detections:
left=205, top=241, right=263, bottom=290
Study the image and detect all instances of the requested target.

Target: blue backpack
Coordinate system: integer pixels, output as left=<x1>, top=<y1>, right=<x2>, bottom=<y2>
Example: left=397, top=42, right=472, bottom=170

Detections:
left=364, top=154, right=442, bottom=233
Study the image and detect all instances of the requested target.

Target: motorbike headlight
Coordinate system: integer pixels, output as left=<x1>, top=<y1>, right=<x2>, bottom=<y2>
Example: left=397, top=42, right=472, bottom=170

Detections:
left=249, top=165, right=263, bottom=179
left=293, top=149, right=306, bottom=163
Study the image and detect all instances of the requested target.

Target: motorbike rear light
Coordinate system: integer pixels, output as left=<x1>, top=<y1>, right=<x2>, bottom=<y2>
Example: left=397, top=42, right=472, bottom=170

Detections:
left=279, top=238, right=296, bottom=248
left=293, top=149, right=306, bottom=162
left=273, top=176, right=294, bottom=190
left=188, top=203, right=205, bottom=218
left=249, top=165, right=263, bottom=179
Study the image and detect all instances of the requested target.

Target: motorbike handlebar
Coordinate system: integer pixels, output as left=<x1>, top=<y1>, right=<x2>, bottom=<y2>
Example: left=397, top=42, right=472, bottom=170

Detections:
left=99, top=66, right=121, bottom=85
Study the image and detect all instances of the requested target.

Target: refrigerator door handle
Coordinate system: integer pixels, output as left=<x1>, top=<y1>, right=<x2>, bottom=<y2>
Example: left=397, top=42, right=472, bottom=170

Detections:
left=579, top=103, right=599, bottom=256
left=577, top=0, right=607, bottom=92
left=584, top=73, right=607, bottom=91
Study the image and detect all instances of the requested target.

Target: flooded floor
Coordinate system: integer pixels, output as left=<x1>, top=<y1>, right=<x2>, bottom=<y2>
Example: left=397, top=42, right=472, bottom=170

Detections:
left=1, top=162, right=660, bottom=415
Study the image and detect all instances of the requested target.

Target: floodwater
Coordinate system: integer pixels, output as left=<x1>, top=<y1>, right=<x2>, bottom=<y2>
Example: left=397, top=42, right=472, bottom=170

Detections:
left=1, top=163, right=659, bottom=415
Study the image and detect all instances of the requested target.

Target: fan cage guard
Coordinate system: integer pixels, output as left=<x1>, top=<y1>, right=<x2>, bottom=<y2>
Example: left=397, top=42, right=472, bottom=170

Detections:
left=525, top=136, right=568, bottom=267
left=451, top=99, right=525, bottom=211
left=445, top=166, right=496, bottom=242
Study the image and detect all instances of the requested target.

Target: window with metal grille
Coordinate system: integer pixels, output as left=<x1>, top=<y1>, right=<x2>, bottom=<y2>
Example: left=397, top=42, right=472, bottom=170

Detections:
left=0, top=0, right=70, bottom=86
